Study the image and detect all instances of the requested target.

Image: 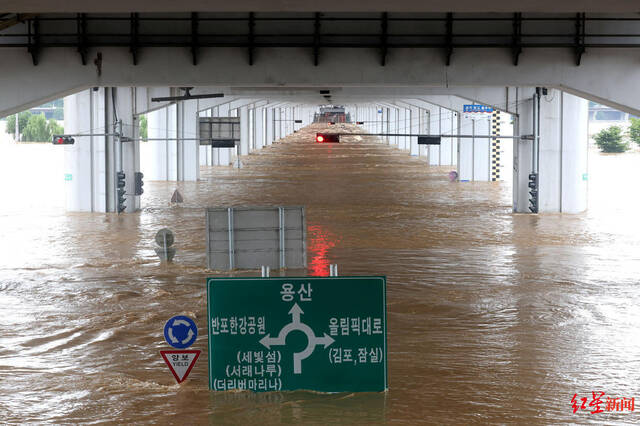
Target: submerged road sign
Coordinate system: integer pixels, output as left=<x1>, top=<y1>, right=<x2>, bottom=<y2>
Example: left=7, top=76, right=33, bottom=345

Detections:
left=207, top=276, right=387, bottom=392
left=160, top=350, right=201, bottom=384
left=164, top=315, right=198, bottom=349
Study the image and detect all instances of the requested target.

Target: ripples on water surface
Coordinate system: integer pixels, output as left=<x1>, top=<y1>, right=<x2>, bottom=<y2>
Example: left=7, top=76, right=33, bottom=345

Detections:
left=1, top=125, right=640, bottom=424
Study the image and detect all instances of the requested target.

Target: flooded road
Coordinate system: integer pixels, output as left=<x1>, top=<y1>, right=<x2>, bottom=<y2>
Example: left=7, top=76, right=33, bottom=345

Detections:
left=1, top=125, right=640, bottom=424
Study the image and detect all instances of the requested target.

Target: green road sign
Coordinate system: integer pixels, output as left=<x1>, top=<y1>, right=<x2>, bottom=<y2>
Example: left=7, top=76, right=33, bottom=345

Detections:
left=207, top=276, right=387, bottom=393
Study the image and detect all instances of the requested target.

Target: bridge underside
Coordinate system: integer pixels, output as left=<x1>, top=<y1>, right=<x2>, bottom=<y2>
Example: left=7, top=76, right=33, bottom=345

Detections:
left=1, top=12, right=640, bottom=117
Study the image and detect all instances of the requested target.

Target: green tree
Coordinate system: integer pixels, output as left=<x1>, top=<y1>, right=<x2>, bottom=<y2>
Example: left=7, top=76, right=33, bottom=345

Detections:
left=22, top=113, right=49, bottom=142
left=594, top=126, right=628, bottom=153
left=47, top=119, right=64, bottom=139
left=4, top=111, right=31, bottom=139
left=630, top=117, right=640, bottom=146
left=139, top=114, right=148, bottom=140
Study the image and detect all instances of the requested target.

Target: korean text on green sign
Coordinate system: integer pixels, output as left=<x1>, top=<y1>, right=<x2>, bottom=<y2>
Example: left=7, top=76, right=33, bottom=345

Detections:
left=207, top=276, right=387, bottom=393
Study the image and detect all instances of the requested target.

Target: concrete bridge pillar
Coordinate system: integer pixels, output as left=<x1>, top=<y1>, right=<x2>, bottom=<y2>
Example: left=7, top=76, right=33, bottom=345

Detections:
left=417, top=107, right=428, bottom=159
left=64, top=87, right=141, bottom=213
left=199, top=108, right=212, bottom=166
left=428, top=107, right=441, bottom=165
left=266, top=107, right=274, bottom=145
left=255, top=106, right=265, bottom=150
left=239, top=106, right=250, bottom=156
left=514, top=90, right=588, bottom=213
left=145, top=100, right=199, bottom=181
left=146, top=107, right=169, bottom=180
left=457, top=112, right=491, bottom=181
left=217, top=103, right=233, bottom=166
left=398, top=108, right=407, bottom=151
left=391, top=107, right=399, bottom=147
left=177, top=99, right=199, bottom=181
left=63, top=88, right=107, bottom=212
left=441, top=110, right=457, bottom=166
left=409, top=106, right=420, bottom=156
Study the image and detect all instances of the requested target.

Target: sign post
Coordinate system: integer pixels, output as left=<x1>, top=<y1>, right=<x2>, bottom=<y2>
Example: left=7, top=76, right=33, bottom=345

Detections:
left=207, top=276, right=387, bottom=392
left=161, top=315, right=200, bottom=384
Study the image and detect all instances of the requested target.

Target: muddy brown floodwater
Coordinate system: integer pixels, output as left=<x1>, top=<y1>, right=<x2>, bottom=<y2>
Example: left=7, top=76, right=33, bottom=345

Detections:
left=1, top=124, right=640, bottom=424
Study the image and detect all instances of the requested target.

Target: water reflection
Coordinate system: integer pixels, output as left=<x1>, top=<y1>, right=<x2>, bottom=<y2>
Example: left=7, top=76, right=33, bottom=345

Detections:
left=307, top=224, right=340, bottom=277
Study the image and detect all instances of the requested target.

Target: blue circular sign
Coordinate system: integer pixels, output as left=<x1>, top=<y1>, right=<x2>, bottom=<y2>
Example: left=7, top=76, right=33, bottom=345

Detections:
left=164, top=315, right=198, bottom=349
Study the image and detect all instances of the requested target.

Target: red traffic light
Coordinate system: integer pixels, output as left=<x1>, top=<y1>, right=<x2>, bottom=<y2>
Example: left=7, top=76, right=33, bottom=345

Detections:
left=315, top=133, right=339, bottom=143
left=52, top=136, right=75, bottom=145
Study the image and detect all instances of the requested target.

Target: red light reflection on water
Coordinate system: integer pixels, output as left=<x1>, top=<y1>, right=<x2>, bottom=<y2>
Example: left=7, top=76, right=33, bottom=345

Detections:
left=307, top=224, right=340, bottom=276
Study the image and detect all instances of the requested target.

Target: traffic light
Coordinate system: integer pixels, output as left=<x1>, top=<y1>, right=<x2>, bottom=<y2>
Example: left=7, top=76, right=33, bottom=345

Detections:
left=528, top=172, right=538, bottom=213
left=134, top=172, right=144, bottom=196
left=315, top=133, right=340, bottom=143
left=117, top=171, right=126, bottom=213
left=52, top=135, right=75, bottom=145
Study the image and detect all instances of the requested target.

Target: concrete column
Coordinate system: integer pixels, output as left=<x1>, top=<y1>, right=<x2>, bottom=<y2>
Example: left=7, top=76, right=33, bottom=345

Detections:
left=255, top=106, right=264, bottom=150
left=418, top=108, right=428, bottom=158
left=117, top=88, right=140, bottom=212
left=64, top=87, right=141, bottom=212
left=458, top=113, right=474, bottom=181
left=428, top=107, right=441, bottom=165
left=166, top=104, right=178, bottom=178
left=514, top=90, right=588, bottom=213
left=199, top=109, right=212, bottom=166
left=275, top=108, right=281, bottom=141
left=474, top=116, right=491, bottom=181
left=383, top=107, right=390, bottom=144
left=440, top=109, right=454, bottom=166
left=217, top=103, right=232, bottom=165
left=398, top=108, right=406, bottom=150
left=63, top=88, right=108, bottom=212
left=178, top=99, right=199, bottom=181
left=284, top=107, right=291, bottom=136
left=147, top=108, right=168, bottom=180
left=409, top=106, right=419, bottom=156
left=391, top=108, right=398, bottom=146
left=239, top=106, right=250, bottom=156
left=266, top=108, right=274, bottom=145
left=458, top=112, right=491, bottom=181
left=211, top=106, right=220, bottom=166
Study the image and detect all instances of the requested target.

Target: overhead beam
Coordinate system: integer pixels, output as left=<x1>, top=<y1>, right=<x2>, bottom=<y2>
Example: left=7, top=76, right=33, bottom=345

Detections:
left=3, top=1, right=640, bottom=13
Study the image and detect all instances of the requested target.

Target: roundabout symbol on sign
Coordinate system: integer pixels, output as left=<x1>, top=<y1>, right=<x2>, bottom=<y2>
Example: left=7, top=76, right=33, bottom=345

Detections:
left=259, top=303, right=334, bottom=374
left=164, top=315, right=198, bottom=349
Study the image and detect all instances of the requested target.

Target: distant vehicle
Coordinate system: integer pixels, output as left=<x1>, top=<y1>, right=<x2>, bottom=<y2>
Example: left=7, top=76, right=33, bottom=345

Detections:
left=314, top=106, right=351, bottom=124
